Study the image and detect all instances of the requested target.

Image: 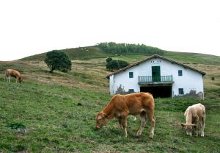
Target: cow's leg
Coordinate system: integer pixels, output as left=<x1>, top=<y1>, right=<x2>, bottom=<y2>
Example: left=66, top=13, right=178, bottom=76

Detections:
left=119, top=111, right=129, bottom=137
left=147, top=109, right=155, bottom=139
left=5, top=75, right=7, bottom=82
left=201, top=117, right=205, bottom=137
left=194, top=125, right=199, bottom=136
left=118, top=117, right=123, bottom=128
left=121, top=116, right=128, bottom=137
left=6, top=76, right=9, bottom=82
left=195, top=115, right=200, bottom=136
left=136, top=111, right=146, bottom=136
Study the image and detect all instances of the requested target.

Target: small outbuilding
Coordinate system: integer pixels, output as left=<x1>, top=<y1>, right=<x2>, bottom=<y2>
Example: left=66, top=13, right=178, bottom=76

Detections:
left=106, top=54, right=206, bottom=98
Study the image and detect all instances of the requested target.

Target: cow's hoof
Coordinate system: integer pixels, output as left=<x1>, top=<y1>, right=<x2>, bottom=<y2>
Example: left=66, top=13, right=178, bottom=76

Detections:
left=149, top=134, right=154, bottom=139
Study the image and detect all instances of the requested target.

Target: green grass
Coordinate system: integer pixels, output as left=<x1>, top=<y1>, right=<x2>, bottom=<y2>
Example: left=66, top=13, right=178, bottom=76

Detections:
left=164, top=51, right=220, bottom=66
left=22, top=46, right=112, bottom=61
left=0, top=81, right=109, bottom=152
left=0, top=79, right=220, bottom=152
left=22, top=45, right=220, bottom=66
left=0, top=48, right=220, bottom=152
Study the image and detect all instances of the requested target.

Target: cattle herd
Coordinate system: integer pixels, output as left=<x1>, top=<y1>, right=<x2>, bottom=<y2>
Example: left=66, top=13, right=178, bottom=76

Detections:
left=4, top=68, right=206, bottom=138
left=95, top=93, right=206, bottom=138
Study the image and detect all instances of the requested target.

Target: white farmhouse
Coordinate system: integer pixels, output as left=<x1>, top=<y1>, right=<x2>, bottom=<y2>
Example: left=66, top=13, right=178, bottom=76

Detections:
left=107, top=54, right=206, bottom=98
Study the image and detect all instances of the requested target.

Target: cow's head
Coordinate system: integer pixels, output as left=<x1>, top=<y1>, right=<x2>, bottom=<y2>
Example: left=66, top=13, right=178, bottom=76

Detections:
left=18, top=76, right=23, bottom=83
left=96, top=112, right=107, bottom=129
left=181, top=123, right=197, bottom=136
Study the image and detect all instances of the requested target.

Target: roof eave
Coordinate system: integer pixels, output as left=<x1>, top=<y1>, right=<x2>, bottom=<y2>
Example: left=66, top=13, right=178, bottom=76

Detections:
left=105, top=54, right=206, bottom=78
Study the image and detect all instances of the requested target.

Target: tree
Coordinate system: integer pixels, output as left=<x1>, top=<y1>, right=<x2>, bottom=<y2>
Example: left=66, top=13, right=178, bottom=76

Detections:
left=44, top=50, right=72, bottom=73
left=97, top=42, right=164, bottom=55
left=106, top=59, right=129, bottom=71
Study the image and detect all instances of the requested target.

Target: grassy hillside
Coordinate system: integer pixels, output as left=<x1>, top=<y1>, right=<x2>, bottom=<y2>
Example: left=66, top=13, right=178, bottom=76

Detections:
left=0, top=78, right=219, bottom=152
left=0, top=47, right=220, bottom=152
left=22, top=46, right=112, bottom=61
left=22, top=45, right=220, bottom=65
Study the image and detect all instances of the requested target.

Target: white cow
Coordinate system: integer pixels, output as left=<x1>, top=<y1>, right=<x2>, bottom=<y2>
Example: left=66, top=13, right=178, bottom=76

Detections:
left=181, top=103, right=206, bottom=137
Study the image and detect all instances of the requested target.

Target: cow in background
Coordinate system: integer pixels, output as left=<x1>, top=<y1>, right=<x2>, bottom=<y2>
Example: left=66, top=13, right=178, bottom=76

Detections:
left=181, top=103, right=206, bottom=137
left=96, top=92, right=155, bottom=138
left=5, top=69, right=23, bottom=83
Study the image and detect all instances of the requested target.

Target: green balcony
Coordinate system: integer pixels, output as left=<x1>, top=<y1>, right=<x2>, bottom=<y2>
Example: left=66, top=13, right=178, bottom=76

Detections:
left=138, top=75, right=173, bottom=85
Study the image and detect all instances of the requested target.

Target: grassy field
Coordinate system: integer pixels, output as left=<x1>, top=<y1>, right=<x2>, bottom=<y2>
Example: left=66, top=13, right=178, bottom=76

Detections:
left=0, top=50, right=220, bottom=152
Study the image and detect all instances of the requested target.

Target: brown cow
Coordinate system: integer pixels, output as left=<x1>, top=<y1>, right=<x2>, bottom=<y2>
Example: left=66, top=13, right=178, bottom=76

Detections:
left=96, top=92, right=155, bottom=138
left=5, top=69, right=23, bottom=83
left=181, top=103, right=206, bottom=137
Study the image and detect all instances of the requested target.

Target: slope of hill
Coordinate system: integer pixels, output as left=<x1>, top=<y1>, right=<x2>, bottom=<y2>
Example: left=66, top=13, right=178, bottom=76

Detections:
left=0, top=45, right=220, bottom=152
left=21, top=45, right=220, bottom=91
left=22, top=45, right=220, bottom=65
left=22, top=46, right=110, bottom=61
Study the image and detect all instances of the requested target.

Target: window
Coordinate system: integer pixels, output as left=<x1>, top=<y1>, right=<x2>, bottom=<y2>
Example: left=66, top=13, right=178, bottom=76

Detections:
left=178, top=70, right=183, bottom=76
left=179, top=88, right=184, bottom=95
left=128, top=89, right=134, bottom=93
left=129, top=72, right=133, bottom=78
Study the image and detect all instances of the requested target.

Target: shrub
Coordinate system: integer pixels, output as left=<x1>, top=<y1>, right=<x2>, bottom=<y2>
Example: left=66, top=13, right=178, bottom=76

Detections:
left=106, top=60, right=129, bottom=71
left=115, top=84, right=126, bottom=94
left=106, top=57, right=112, bottom=63
left=44, top=50, right=72, bottom=73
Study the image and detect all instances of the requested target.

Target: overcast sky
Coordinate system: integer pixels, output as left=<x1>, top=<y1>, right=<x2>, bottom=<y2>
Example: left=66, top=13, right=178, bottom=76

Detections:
left=0, top=0, right=219, bottom=61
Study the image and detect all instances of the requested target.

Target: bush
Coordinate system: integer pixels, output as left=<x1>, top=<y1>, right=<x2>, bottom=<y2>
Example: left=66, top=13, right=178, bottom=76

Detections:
left=115, top=84, right=126, bottom=94
left=44, top=50, right=72, bottom=73
left=106, top=57, right=112, bottom=63
left=106, top=60, right=129, bottom=71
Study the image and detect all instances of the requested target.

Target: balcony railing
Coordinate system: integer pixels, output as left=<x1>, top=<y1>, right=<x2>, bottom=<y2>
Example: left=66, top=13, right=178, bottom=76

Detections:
left=138, top=75, right=173, bottom=84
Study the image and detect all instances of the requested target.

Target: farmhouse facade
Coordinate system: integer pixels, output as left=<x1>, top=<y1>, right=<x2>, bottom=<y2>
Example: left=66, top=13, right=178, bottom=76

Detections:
left=107, top=54, right=206, bottom=98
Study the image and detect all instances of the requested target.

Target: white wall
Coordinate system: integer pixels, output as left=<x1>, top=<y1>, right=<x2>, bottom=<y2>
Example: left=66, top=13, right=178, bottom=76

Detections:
left=109, top=57, right=204, bottom=96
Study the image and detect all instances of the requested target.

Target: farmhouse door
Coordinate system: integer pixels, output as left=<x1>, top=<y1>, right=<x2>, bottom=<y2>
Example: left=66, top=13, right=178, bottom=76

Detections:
left=152, top=66, right=161, bottom=82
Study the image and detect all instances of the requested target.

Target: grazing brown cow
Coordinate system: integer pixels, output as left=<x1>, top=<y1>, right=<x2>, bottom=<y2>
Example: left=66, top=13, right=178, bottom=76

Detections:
left=96, top=92, right=155, bottom=138
left=5, top=69, right=23, bottom=83
left=181, top=103, right=206, bottom=137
